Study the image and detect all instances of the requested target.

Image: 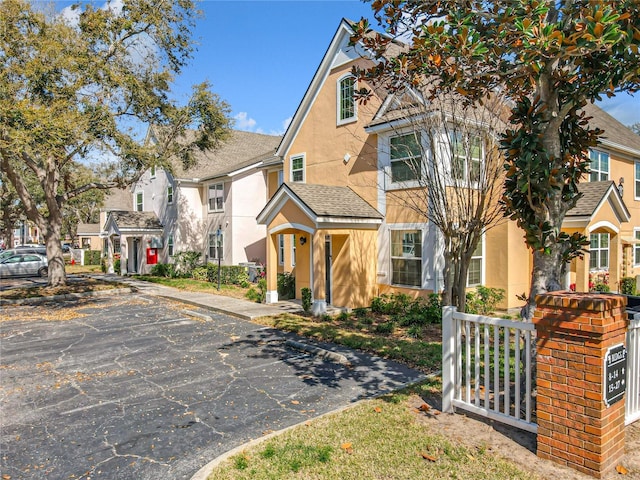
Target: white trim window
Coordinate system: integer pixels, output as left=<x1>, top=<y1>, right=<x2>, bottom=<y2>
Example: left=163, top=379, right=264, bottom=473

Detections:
left=589, top=149, right=609, bottom=182
left=135, top=191, right=143, bottom=212
left=167, top=234, right=174, bottom=257
left=451, top=131, right=482, bottom=184
left=589, top=233, right=609, bottom=270
left=208, top=231, right=223, bottom=260
left=278, top=234, right=285, bottom=265
left=208, top=183, right=224, bottom=212
left=467, top=236, right=484, bottom=286
left=337, top=74, right=356, bottom=124
left=150, top=165, right=156, bottom=179
left=390, top=133, right=422, bottom=183
left=167, top=185, right=173, bottom=204
left=635, top=162, right=640, bottom=199
left=291, top=234, right=296, bottom=267
left=290, top=154, right=305, bottom=183
left=634, top=229, right=640, bottom=266
left=390, top=229, right=422, bottom=287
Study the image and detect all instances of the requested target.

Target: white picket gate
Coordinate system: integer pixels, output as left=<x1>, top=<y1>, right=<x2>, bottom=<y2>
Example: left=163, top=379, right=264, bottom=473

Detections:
left=442, top=306, right=538, bottom=434
left=627, top=314, right=640, bottom=425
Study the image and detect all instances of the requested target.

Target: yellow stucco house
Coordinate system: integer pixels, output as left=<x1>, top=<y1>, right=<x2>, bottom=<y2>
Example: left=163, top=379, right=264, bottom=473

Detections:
left=258, top=19, right=640, bottom=313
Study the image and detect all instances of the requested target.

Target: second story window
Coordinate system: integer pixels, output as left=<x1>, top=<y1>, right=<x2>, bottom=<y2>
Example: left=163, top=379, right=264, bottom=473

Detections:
left=208, top=183, right=223, bottom=212
left=150, top=165, right=156, bottom=179
left=291, top=155, right=305, bottom=183
left=635, top=162, right=640, bottom=199
left=390, top=133, right=422, bottom=183
left=451, top=131, right=482, bottom=184
left=590, top=149, right=609, bottom=181
left=337, top=75, right=356, bottom=124
left=135, top=191, right=143, bottom=212
left=167, top=185, right=173, bottom=204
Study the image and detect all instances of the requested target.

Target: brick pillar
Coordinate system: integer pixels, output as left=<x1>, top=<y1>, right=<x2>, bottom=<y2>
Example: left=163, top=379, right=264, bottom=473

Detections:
left=533, top=292, right=628, bottom=478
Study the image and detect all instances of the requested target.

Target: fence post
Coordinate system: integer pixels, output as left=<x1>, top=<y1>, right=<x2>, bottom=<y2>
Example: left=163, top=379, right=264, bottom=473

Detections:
left=442, top=305, right=457, bottom=413
left=533, top=292, right=628, bottom=478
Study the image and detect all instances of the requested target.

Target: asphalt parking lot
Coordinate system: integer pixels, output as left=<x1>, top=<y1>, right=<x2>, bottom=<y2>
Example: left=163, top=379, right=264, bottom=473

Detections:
left=0, top=294, right=423, bottom=479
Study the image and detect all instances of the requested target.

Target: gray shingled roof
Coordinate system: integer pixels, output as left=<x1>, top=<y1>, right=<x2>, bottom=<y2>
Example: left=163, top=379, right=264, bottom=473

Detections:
left=567, top=181, right=615, bottom=217
left=77, top=223, right=101, bottom=235
left=286, top=183, right=382, bottom=219
left=581, top=103, right=640, bottom=153
left=171, top=130, right=281, bottom=181
left=108, top=211, right=163, bottom=230
left=103, top=187, right=132, bottom=211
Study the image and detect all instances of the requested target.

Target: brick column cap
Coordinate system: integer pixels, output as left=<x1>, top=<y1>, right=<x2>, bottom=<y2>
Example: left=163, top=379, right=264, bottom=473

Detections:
left=535, top=291, right=626, bottom=312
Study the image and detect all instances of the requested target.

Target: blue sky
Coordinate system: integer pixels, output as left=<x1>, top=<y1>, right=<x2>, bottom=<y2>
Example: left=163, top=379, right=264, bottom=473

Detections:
left=54, top=0, right=640, bottom=135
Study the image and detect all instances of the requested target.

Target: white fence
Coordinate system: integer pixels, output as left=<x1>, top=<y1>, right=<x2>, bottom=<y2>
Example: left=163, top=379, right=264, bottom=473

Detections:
left=442, top=306, right=538, bottom=434
left=627, top=315, right=640, bottom=425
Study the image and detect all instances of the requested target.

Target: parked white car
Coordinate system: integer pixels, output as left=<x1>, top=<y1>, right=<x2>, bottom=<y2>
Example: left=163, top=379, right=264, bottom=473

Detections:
left=0, top=253, right=48, bottom=278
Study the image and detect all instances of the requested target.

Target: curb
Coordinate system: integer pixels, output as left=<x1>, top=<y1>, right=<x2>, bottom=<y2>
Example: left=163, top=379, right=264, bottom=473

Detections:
left=284, top=339, right=352, bottom=367
left=0, top=287, right=135, bottom=306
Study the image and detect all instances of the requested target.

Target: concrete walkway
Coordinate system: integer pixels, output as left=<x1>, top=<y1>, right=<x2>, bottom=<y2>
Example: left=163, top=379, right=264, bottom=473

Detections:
left=99, top=274, right=310, bottom=320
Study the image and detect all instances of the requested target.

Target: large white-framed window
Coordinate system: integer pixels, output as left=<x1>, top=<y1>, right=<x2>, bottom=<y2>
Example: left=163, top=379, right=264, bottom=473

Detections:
left=208, top=183, right=224, bottom=212
left=278, top=234, right=285, bottom=265
left=390, top=229, right=422, bottom=287
left=467, top=236, right=484, bottom=287
left=208, top=231, right=223, bottom=260
left=337, top=74, right=356, bottom=124
left=589, top=232, right=609, bottom=270
left=167, top=185, right=173, bottom=204
left=634, top=229, right=640, bottom=266
left=390, top=132, right=422, bottom=183
left=589, top=149, right=609, bottom=182
left=290, top=154, right=305, bottom=183
left=450, top=131, right=483, bottom=184
left=635, top=162, right=640, bottom=200
left=167, top=234, right=174, bottom=257
left=135, top=191, right=143, bottom=212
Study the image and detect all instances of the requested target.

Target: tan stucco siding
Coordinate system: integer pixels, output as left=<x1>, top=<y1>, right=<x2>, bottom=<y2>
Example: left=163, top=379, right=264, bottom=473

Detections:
left=485, top=221, right=532, bottom=309
left=284, top=59, right=381, bottom=209
left=385, top=189, right=428, bottom=224
left=270, top=199, right=315, bottom=232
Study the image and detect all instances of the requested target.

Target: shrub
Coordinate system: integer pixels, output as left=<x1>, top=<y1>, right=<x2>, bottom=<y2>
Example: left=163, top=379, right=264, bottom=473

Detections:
left=277, top=272, right=296, bottom=299
left=620, top=276, right=636, bottom=295
left=336, top=311, right=350, bottom=321
left=191, top=266, right=209, bottom=281
left=374, top=320, right=395, bottom=335
left=424, top=293, right=442, bottom=324
left=465, top=286, right=505, bottom=316
left=150, top=263, right=177, bottom=278
left=352, top=307, right=368, bottom=318
left=246, top=279, right=267, bottom=303
left=83, top=250, right=101, bottom=265
left=172, top=251, right=202, bottom=277
left=370, top=293, right=412, bottom=315
left=593, top=282, right=611, bottom=293
left=301, top=287, right=312, bottom=313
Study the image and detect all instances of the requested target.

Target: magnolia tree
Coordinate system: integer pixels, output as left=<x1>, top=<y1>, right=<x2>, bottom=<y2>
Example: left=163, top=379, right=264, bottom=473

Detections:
left=353, top=0, right=640, bottom=318
left=0, top=0, right=232, bottom=286
left=372, top=93, right=507, bottom=311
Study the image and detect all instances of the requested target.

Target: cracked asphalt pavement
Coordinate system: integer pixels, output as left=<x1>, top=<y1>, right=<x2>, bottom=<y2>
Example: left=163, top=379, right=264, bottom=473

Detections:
left=0, top=294, right=423, bottom=479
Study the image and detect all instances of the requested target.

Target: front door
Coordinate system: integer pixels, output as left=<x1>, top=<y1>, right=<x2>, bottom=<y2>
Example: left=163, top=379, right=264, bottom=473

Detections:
left=324, top=235, right=332, bottom=305
left=132, top=238, right=139, bottom=273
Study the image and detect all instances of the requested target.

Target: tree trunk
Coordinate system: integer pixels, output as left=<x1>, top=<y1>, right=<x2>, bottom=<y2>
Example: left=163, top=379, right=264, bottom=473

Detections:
left=44, top=213, right=67, bottom=287
left=442, top=250, right=454, bottom=306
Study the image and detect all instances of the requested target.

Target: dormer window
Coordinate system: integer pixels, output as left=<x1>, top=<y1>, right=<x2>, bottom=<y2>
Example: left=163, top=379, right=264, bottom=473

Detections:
left=337, top=74, right=356, bottom=125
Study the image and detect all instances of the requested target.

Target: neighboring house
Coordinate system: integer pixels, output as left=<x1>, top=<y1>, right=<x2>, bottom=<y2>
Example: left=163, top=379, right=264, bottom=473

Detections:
left=76, top=223, right=102, bottom=250
left=257, top=18, right=640, bottom=313
left=104, top=130, right=281, bottom=275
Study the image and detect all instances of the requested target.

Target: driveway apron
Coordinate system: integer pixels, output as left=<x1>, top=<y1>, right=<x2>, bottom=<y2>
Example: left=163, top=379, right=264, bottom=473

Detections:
left=0, top=294, right=424, bottom=479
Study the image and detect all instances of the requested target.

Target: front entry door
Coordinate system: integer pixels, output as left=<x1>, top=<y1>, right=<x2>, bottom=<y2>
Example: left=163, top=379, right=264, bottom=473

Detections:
left=324, top=235, right=332, bottom=305
left=132, top=238, right=139, bottom=273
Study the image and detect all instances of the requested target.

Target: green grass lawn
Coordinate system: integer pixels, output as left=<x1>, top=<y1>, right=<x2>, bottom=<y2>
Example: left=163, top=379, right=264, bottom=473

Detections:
left=208, top=381, right=539, bottom=480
